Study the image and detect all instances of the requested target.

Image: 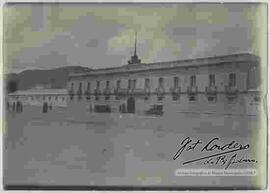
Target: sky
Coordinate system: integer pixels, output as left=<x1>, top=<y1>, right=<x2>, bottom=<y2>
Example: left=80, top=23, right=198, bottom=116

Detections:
left=3, top=3, right=267, bottom=73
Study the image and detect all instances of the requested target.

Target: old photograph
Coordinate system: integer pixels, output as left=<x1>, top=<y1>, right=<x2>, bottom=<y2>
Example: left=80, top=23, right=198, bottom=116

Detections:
left=2, top=3, right=268, bottom=190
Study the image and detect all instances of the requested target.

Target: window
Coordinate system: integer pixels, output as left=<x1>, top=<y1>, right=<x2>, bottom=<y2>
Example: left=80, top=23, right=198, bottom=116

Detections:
left=128, top=79, right=132, bottom=89
left=172, top=95, right=179, bottom=101
left=227, top=96, right=237, bottom=104
left=85, top=82, right=91, bottom=100
left=190, top=75, right=196, bottom=87
left=145, top=78, right=150, bottom=89
left=207, top=96, right=216, bottom=102
left=70, top=83, right=74, bottom=100
left=174, top=77, right=179, bottom=88
left=78, top=82, right=83, bottom=100
left=254, top=96, right=261, bottom=102
left=115, top=80, right=121, bottom=100
left=229, top=73, right=236, bottom=87
left=79, top=82, right=82, bottom=89
left=133, top=79, right=136, bottom=89
left=116, top=80, right=121, bottom=89
left=70, top=82, right=74, bottom=90
left=189, top=95, right=196, bottom=102
left=159, top=77, right=164, bottom=88
left=62, top=97, right=65, bottom=101
left=158, top=96, right=163, bottom=101
left=209, top=74, right=215, bottom=86
left=106, top=80, right=110, bottom=88
left=86, top=82, right=90, bottom=90
left=94, top=105, right=111, bottom=113
left=157, top=77, right=165, bottom=101
left=105, top=81, right=110, bottom=100
left=55, top=96, right=58, bottom=100
left=96, top=81, right=100, bottom=89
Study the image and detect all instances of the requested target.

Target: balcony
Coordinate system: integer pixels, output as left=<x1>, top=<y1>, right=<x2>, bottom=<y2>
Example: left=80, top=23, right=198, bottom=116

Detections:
left=170, top=86, right=181, bottom=93
left=103, top=88, right=112, bottom=95
left=128, top=88, right=151, bottom=95
left=103, top=88, right=112, bottom=100
left=156, top=86, right=165, bottom=94
left=114, top=88, right=128, bottom=96
left=205, top=86, right=217, bottom=96
left=187, top=86, right=198, bottom=95
left=94, top=88, right=101, bottom=100
left=94, top=88, right=101, bottom=95
left=225, top=85, right=238, bottom=99
left=170, top=87, right=181, bottom=100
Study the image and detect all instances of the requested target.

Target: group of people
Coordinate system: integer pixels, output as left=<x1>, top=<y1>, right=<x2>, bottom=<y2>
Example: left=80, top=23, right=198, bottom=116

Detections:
left=42, top=102, right=53, bottom=113
left=6, top=101, right=53, bottom=113
left=119, top=103, right=127, bottom=113
left=7, top=101, right=23, bottom=113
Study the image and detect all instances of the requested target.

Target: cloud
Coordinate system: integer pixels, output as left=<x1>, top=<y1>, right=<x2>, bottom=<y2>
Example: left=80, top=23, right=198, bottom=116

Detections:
left=3, top=3, right=267, bottom=73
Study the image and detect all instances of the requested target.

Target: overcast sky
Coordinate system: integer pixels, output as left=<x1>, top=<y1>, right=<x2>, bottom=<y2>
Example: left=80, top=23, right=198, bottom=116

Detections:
left=4, top=3, right=267, bottom=73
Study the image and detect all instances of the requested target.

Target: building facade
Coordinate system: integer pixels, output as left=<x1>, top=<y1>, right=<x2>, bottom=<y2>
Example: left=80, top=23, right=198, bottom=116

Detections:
left=7, top=88, right=67, bottom=113
left=67, top=53, right=261, bottom=117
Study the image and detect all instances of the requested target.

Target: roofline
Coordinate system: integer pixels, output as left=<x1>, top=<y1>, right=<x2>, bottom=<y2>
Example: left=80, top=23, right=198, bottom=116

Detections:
left=69, top=53, right=259, bottom=78
left=7, top=89, right=68, bottom=96
left=8, top=93, right=68, bottom=96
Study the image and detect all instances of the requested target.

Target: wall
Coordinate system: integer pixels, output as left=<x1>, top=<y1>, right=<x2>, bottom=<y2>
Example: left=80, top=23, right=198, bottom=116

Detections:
left=66, top=61, right=261, bottom=117
left=67, top=61, right=254, bottom=94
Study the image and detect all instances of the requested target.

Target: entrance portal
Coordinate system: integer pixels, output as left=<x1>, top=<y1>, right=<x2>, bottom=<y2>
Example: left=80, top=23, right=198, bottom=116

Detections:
left=127, top=97, right=135, bottom=113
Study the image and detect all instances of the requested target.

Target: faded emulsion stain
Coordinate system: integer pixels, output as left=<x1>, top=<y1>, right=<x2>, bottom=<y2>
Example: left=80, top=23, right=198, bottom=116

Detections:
left=3, top=3, right=267, bottom=190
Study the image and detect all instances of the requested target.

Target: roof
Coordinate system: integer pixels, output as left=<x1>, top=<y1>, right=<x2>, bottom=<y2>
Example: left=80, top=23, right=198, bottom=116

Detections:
left=8, top=89, right=67, bottom=96
left=69, top=53, right=259, bottom=78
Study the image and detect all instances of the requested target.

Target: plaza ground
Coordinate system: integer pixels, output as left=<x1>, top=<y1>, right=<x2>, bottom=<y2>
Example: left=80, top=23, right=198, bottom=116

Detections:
left=3, top=106, right=264, bottom=187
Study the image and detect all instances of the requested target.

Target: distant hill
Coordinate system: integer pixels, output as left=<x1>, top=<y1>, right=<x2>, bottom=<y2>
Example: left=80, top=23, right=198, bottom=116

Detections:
left=5, top=66, right=92, bottom=93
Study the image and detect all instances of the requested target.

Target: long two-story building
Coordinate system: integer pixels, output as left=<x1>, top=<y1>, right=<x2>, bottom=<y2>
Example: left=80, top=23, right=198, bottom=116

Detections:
left=66, top=51, right=261, bottom=117
left=7, top=88, right=67, bottom=113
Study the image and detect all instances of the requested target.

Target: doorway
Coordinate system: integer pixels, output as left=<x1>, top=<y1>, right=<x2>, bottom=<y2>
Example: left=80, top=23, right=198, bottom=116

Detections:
left=42, top=102, right=48, bottom=113
left=127, top=97, right=135, bottom=113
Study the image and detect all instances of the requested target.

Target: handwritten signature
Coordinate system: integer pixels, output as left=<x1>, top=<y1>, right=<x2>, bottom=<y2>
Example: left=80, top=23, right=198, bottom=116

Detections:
left=173, top=137, right=257, bottom=169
